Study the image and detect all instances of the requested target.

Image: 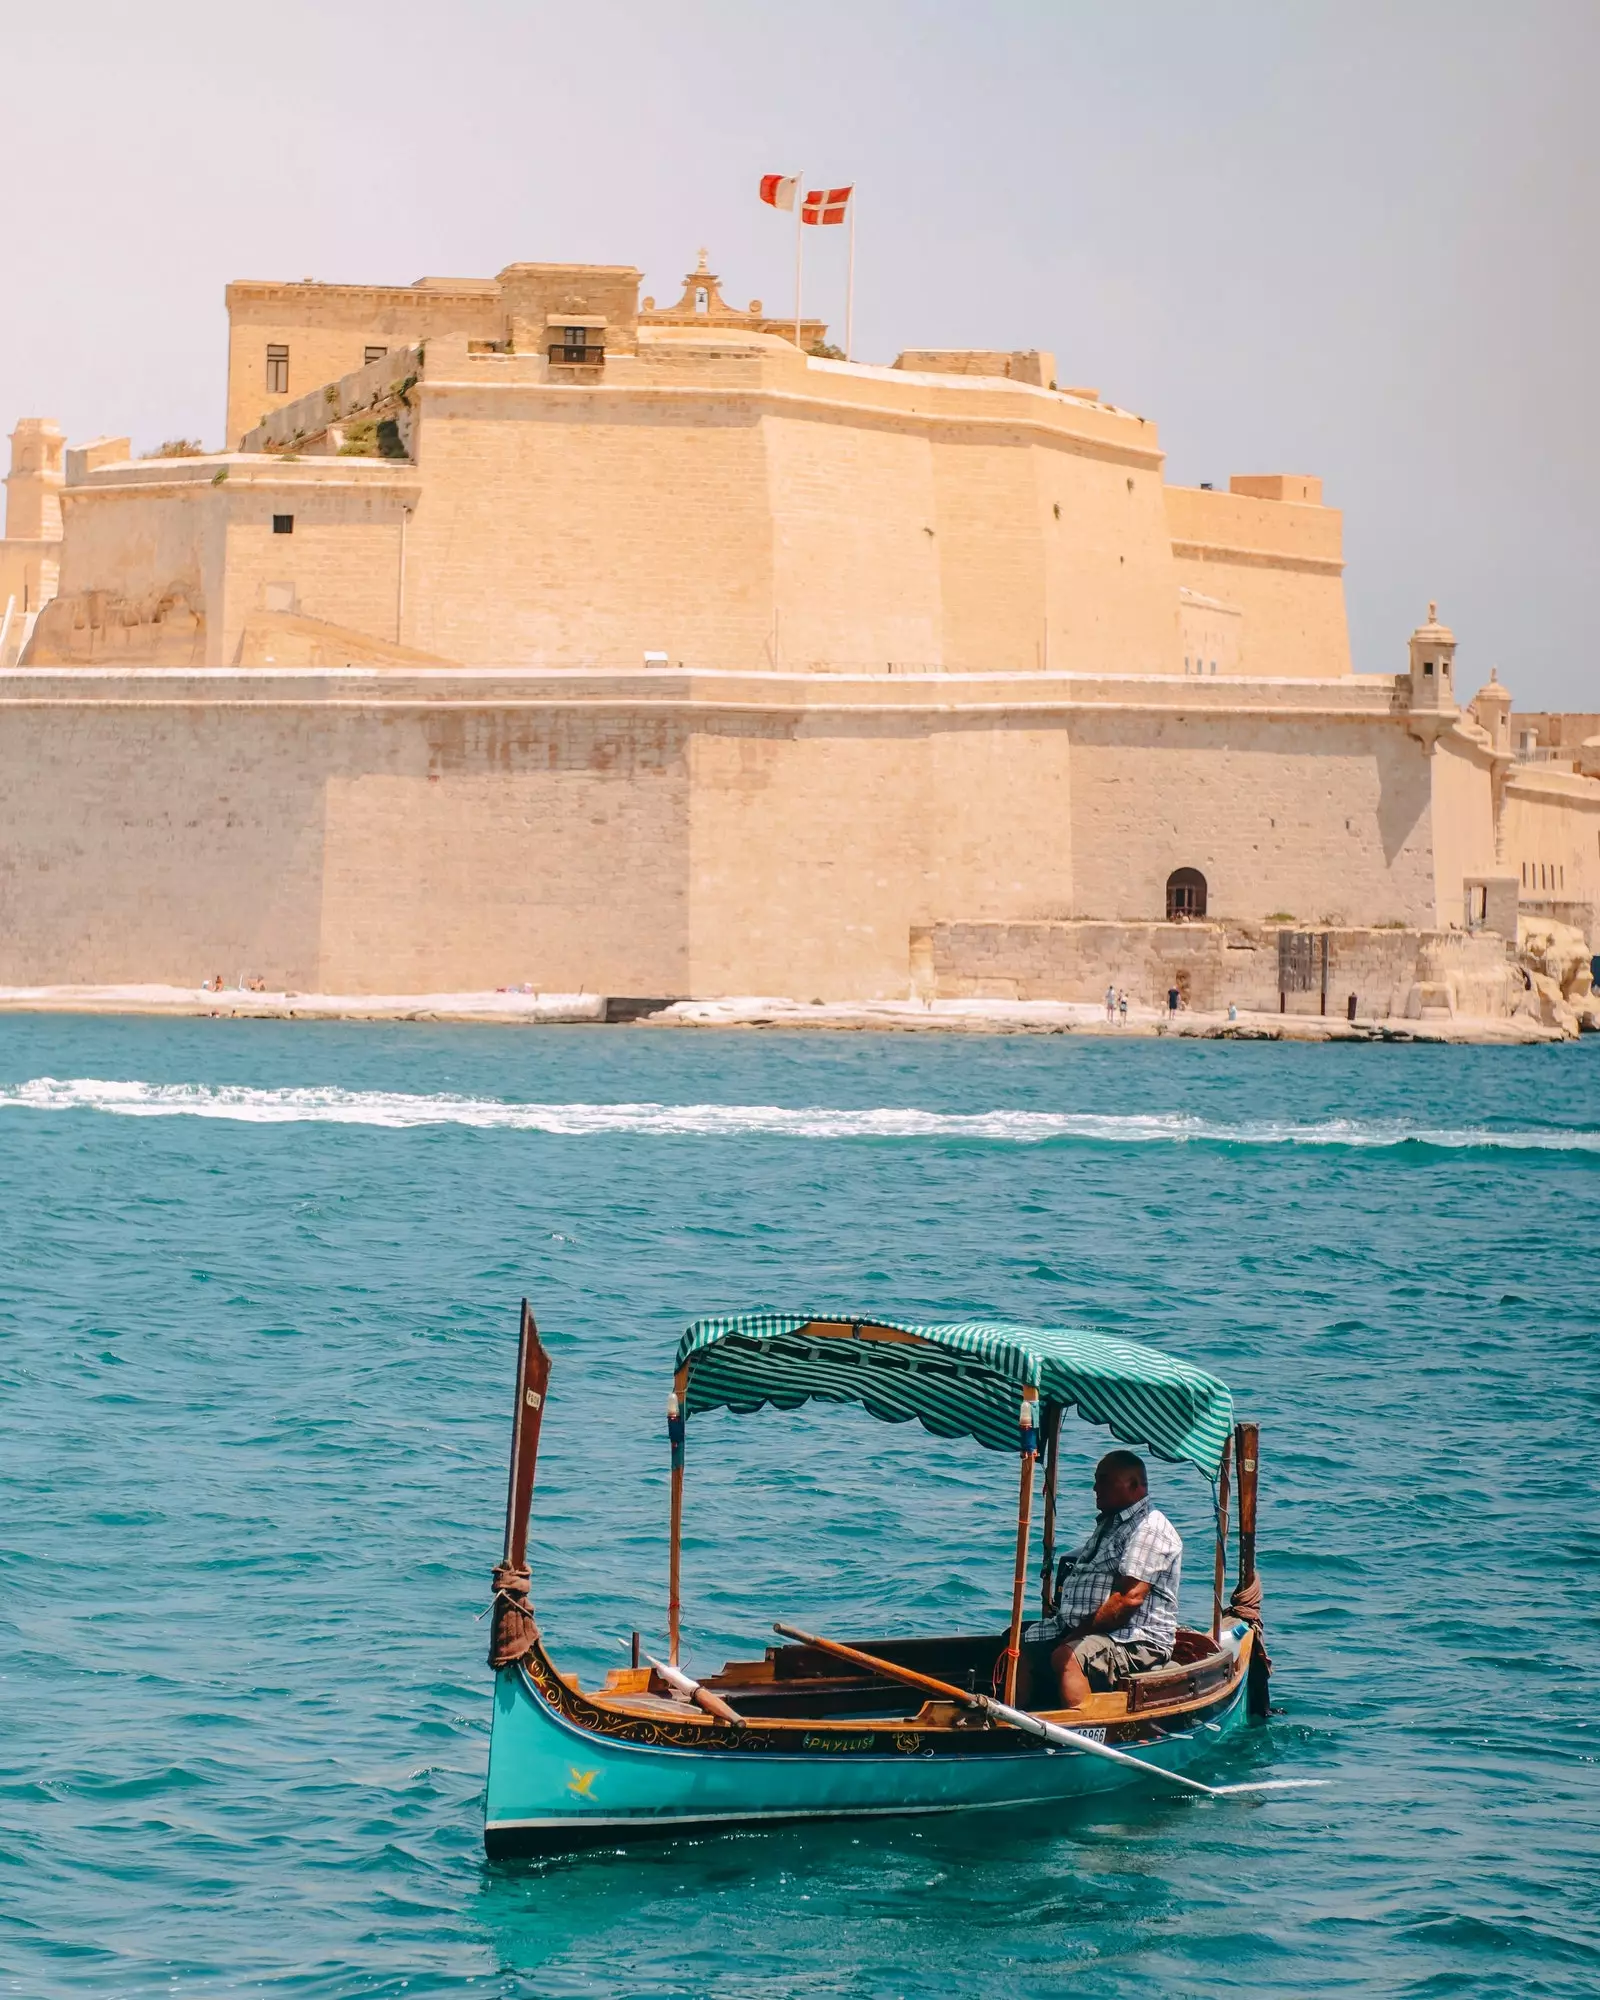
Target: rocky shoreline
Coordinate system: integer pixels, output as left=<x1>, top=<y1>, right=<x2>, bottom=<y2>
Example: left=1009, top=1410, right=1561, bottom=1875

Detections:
left=0, top=984, right=1585, bottom=1044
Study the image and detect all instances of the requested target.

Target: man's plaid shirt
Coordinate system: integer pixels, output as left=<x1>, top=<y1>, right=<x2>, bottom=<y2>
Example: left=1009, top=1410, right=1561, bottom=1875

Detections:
left=1023, top=1497, right=1182, bottom=1653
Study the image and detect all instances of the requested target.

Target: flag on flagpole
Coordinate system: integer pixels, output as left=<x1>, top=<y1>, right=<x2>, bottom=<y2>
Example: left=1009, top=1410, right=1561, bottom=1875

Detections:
left=759, top=173, right=800, bottom=211
left=760, top=170, right=808, bottom=347
left=802, top=186, right=853, bottom=226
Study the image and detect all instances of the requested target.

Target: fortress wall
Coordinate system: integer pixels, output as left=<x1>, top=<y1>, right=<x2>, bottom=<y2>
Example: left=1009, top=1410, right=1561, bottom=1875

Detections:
left=0, top=684, right=691, bottom=993
left=33, top=468, right=418, bottom=667
left=30, top=484, right=223, bottom=664
left=0, top=698, right=329, bottom=986
left=393, top=341, right=1191, bottom=675
left=0, top=670, right=1080, bottom=1001
left=923, top=919, right=1234, bottom=1008
left=0, top=667, right=1577, bottom=996
left=406, top=379, right=775, bottom=668
left=924, top=919, right=1514, bottom=1017
left=760, top=353, right=1178, bottom=676
left=1502, top=768, right=1600, bottom=944
left=219, top=495, right=405, bottom=665
left=56, top=483, right=221, bottom=607
left=1039, top=448, right=1179, bottom=676
left=143, top=335, right=1215, bottom=681
left=1510, top=711, right=1600, bottom=752
left=1165, top=485, right=1349, bottom=677
left=315, top=707, right=690, bottom=993
left=225, top=285, right=503, bottom=446
left=0, top=540, right=58, bottom=614
left=686, top=708, right=1075, bottom=999
left=1066, top=707, right=1437, bottom=927
left=1427, top=736, right=1500, bottom=926
left=764, top=410, right=942, bottom=668
left=929, top=432, right=1045, bottom=671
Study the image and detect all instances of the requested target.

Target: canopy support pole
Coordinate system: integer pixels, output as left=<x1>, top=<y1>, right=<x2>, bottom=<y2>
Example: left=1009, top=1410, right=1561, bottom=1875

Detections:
left=1039, top=1402, right=1062, bottom=1615
left=1003, top=1391, right=1039, bottom=1705
left=1211, top=1430, right=1232, bottom=1641
left=667, top=1366, right=688, bottom=1666
left=1234, top=1421, right=1259, bottom=1596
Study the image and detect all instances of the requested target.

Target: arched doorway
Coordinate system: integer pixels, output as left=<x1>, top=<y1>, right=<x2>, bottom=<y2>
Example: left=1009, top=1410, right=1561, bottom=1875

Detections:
left=1166, top=867, right=1207, bottom=921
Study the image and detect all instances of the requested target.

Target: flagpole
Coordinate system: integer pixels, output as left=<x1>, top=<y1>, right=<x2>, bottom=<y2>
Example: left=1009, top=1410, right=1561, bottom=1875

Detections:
left=845, top=190, right=856, bottom=361
left=793, top=171, right=804, bottom=351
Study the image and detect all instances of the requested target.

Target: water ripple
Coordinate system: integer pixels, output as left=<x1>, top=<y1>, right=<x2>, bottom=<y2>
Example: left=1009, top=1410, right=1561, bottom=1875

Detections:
left=2, top=1074, right=1599, bottom=1152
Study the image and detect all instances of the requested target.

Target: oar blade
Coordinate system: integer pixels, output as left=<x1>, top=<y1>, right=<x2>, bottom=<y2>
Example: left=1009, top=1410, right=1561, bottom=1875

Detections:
left=1206, top=1777, right=1329, bottom=1797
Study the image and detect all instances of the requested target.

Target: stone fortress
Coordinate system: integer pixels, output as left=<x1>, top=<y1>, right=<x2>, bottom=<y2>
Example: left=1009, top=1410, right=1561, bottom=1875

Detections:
left=2, top=251, right=1597, bottom=1027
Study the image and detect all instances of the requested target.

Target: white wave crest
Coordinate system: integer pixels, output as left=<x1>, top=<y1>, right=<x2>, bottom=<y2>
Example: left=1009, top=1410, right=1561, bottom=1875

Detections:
left=0, top=1077, right=1597, bottom=1151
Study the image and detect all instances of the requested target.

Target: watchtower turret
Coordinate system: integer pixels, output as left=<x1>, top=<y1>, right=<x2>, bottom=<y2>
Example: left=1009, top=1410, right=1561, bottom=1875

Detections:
left=4, top=418, right=64, bottom=541
left=1403, top=602, right=1459, bottom=751
left=1406, top=601, right=1457, bottom=713
left=1469, top=666, right=1512, bottom=756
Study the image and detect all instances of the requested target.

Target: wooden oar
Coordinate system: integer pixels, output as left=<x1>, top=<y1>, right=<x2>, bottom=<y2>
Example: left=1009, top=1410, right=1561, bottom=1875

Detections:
left=646, top=1652, right=746, bottom=1728
left=773, top=1622, right=1325, bottom=1801
left=613, top=1637, right=748, bottom=1728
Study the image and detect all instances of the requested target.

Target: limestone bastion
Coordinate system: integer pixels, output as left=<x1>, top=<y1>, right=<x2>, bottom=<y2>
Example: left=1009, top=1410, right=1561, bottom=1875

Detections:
left=0, top=251, right=1596, bottom=1011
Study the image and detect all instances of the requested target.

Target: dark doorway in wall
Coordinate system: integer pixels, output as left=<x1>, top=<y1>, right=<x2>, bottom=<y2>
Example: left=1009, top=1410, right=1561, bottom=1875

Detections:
left=1166, top=868, right=1207, bottom=921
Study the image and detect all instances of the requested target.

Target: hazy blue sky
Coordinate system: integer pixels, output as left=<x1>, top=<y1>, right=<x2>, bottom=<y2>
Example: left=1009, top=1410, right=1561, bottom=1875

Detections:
left=3, top=2, right=1595, bottom=705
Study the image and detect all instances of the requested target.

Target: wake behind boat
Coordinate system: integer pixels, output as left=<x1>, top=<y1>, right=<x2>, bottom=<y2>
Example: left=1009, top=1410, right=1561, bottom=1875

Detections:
left=483, top=1306, right=1281, bottom=1856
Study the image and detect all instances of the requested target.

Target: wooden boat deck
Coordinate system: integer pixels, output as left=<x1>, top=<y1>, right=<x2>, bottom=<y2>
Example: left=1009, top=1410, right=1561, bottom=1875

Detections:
left=593, top=1624, right=1236, bottom=1732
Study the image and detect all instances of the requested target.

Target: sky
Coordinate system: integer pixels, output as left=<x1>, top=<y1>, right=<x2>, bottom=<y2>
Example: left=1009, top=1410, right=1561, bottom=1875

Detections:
left=2, top=0, right=1596, bottom=707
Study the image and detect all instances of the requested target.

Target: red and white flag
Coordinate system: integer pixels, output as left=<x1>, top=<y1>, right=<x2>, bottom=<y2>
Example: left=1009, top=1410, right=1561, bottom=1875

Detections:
left=759, top=173, right=800, bottom=211
left=802, top=185, right=852, bottom=226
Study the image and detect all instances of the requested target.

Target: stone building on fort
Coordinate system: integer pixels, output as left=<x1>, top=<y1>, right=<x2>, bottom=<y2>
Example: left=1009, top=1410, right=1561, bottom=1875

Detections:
left=2, top=253, right=1597, bottom=1014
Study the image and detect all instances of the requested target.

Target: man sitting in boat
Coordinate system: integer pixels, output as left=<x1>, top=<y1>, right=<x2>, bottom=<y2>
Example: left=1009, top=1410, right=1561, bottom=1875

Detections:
left=1017, top=1449, right=1182, bottom=1708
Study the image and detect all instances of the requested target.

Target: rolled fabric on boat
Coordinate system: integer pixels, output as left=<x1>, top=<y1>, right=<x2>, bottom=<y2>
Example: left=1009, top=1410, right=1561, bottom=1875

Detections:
left=488, top=1561, right=538, bottom=1669
left=1227, top=1572, right=1272, bottom=1714
left=1228, top=1573, right=1263, bottom=1625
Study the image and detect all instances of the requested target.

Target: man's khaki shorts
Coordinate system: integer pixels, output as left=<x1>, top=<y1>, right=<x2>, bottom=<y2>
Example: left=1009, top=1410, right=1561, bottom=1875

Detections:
left=1070, top=1633, right=1169, bottom=1689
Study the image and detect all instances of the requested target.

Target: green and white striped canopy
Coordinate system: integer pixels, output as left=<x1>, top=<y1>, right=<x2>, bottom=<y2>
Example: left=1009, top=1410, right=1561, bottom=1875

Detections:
left=675, top=1313, right=1233, bottom=1478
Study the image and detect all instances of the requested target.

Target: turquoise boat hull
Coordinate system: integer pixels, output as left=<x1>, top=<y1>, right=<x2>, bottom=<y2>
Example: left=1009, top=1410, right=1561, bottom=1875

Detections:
left=484, top=1636, right=1255, bottom=1856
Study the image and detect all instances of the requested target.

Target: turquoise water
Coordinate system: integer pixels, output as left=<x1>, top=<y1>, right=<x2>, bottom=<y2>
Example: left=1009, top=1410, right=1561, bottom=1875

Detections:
left=3, top=1019, right=1599, bottom=1998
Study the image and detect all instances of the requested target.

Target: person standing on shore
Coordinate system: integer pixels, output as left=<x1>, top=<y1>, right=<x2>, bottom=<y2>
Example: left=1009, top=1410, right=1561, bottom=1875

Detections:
left=1104, top=983, right=1116, bottom=1024
left=1117, top=990, right=1128, bottom=1027
left=1167, top=986, right=1180, bottom=1022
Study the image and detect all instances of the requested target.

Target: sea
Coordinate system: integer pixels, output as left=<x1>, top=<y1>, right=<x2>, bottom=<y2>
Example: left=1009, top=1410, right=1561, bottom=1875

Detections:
left=3, top=1016, right=1598, bottom=1999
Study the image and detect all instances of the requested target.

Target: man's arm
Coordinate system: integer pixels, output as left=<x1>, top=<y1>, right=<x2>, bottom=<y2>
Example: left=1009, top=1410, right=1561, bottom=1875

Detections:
left=1069, top=1575, right=1150, bottom=1638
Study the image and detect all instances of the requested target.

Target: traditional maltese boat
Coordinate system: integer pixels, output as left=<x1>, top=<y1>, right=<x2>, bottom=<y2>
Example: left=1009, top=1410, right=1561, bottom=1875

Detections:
left=484, top=1305, right=1291, bottom=1857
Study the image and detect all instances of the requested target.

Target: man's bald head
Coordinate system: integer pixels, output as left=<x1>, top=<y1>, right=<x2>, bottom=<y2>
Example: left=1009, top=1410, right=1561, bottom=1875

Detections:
left=1095, top=1449, right=1149, bottom=1512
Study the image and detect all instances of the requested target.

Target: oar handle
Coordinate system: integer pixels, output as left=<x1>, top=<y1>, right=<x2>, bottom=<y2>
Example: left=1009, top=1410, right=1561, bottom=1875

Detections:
left=773, top=1621, right=985, bottom=1708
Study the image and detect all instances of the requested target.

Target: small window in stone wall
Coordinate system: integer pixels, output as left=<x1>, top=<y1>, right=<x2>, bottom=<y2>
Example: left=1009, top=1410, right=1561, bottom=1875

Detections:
left=364, top=345, right=387, bottom=364
left=1166, top=867, right=1207, bottom=921
left=273, top=514, right=293, bottom=535
left=266, top=344, right=289, bottom=395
